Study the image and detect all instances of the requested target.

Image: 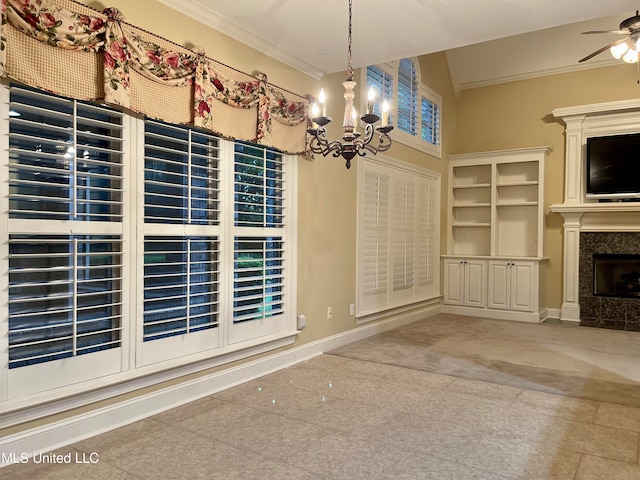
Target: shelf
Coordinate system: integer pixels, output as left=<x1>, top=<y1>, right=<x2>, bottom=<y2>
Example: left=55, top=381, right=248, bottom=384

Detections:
left=497, top=181, right=538, bottom=188
left=448, top=147, right=548, bottom=259
left=453, top=203, right=491, bottom=208
left=453, top=183, right=491, bottom=189
left=497, top=202, right=538, bottom=207
left=453, top=222, right=491, bottom=228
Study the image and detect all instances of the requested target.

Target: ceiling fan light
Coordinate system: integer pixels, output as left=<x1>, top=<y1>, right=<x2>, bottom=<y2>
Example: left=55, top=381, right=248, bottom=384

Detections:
left=610, top=42, right=629, bottom=59
left=623, top=48, right=639, bottom=63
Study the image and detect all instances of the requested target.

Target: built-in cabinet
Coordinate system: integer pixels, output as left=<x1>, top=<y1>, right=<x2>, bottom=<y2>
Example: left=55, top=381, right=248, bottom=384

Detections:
left=442, top=147, right=550, bottom=323
left=442, top=258, right=486, bottom=308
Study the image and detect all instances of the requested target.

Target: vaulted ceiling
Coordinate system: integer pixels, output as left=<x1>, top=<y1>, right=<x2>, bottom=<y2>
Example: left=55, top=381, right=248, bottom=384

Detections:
left=159, top=1, right=640, bottom=90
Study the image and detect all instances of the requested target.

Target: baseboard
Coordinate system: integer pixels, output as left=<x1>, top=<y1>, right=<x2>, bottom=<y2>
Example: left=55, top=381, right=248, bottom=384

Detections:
left=441, top=305, right=546, bottom=323
left=0, top=303, right=439, bottom=467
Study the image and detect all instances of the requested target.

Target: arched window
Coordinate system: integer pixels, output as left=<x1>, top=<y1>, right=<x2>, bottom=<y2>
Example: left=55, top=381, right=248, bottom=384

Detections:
left=363, top=58, right=441, bottom=158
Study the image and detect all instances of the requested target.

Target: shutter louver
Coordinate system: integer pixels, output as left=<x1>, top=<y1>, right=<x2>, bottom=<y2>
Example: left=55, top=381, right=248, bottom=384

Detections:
left=234, top=143, right=285, bottom=228
left=8, top=235, right=123, bottom=368
left=233, top=237, right=285, bottom=323
left=9, top=86, right=124, bottom=221
left=143, top=237, right=220, bottom=341
left=144, top=120, right=220, bottom=225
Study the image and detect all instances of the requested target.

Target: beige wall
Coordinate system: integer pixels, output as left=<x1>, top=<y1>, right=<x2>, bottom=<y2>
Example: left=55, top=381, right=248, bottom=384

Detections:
left=451, top=63, right=640, bottom=310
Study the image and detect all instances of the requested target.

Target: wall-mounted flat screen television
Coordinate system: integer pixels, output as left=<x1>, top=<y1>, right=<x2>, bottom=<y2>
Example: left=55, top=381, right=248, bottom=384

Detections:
left=586, top=133, right=640, bottom=199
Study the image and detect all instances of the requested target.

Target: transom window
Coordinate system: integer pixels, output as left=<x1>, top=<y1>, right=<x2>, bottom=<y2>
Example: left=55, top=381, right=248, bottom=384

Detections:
left=363, top=58, right=441, bottom=158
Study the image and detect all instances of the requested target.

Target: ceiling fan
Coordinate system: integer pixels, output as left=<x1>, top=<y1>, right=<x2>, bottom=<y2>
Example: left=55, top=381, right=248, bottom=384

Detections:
left=579, top=11, right=640, bottom=63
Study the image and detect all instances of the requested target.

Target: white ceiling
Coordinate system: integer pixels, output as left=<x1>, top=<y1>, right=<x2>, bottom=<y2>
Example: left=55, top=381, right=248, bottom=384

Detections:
left=160, top=0, right=640, bottom=89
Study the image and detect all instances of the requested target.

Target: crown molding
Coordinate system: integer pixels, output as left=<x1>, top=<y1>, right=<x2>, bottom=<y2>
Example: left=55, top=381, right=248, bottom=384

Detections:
left=157, top=0, right=325, bottom=80
left=449, top=56, right=622, bottom=94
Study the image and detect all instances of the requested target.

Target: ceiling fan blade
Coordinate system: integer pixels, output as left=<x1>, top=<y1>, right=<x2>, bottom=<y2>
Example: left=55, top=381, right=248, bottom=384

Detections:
left=579, top=37, right=628, bottom=63
left=582, top=30, right=629, bottom=35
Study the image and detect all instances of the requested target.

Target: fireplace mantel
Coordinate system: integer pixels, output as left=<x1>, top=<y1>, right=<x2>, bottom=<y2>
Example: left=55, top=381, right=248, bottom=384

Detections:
left=550, top=99, right=640, bottom=323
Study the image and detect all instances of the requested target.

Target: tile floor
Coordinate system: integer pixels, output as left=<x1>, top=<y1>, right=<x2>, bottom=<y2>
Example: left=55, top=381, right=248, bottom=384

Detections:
left=4, top=314, right=640, bottom=479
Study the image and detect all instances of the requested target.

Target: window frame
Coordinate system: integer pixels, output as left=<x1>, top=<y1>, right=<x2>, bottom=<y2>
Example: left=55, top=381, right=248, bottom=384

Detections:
left=361, top=58, right=442, bottom=158
left=0, top=82, right=298, bottom=412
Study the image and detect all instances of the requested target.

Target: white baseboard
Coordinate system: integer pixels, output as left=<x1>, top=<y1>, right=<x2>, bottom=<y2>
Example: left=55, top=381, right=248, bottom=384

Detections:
left=0, top=303, right=440, bottom=467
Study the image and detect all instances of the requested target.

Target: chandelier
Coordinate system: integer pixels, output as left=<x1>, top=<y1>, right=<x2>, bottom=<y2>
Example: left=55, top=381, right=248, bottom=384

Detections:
left=307, top=0, right=393, bottom=169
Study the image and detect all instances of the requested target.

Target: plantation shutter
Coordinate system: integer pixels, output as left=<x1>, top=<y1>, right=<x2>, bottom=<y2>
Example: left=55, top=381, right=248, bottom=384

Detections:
left=414, top=175, right=438, bottom=298
left=7, top=84, right=125, bottom=395
left=421, top=96, right=440, bottom=146
left=141, top=120, right=222, bottom=365
left=229, top=143, right=288, bottom=344
left=366, top=65, right=394, bottom=117
left=391, top=173, right=416, bottom=304
left=360, top=164, right=391, bottom=310
left=397, top=58, right=418, bottom=136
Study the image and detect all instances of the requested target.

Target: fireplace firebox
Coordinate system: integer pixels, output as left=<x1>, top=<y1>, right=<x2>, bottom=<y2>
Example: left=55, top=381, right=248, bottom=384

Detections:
left=593, top=254, right=640, bottom=298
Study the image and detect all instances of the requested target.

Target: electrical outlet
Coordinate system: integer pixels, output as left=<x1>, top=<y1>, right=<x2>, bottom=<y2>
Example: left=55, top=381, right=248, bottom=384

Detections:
left=327, top=307, right=333, bottom=320
left=349, top=304, right=355, bottom=316
left=297, top=314, right=306, bottom=330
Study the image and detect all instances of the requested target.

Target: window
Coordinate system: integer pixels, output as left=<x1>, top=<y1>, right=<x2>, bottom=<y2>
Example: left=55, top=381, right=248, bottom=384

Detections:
left=363, top=58, right=442, bottom=158
left=1, top=83, right=297, bottom=403
left=357, top=156, right=440, bottom=318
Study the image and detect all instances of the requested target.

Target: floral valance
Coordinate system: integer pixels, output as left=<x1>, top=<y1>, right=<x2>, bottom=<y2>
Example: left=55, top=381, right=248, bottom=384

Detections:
left=0, top=0, right=309, bottom=154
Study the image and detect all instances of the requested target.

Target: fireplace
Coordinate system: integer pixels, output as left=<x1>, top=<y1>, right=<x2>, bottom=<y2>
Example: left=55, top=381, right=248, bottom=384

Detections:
left=579, top=232, right=640, bottom=331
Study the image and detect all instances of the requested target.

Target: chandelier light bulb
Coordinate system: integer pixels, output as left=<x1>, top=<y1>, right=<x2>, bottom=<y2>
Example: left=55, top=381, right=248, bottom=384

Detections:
left=318, top=89, right=327, bottom=116
left=381, top=100, right=390, bottom=126
left=610, top=42, right=629, bottom=59
left=366, top=87, right=375, bottom=114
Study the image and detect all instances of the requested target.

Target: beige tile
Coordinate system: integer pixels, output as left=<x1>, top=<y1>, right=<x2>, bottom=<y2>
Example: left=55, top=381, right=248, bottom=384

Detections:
left=388, top=451, right=515, bottom=480
left=514, top=388, right=599, bottom=423
left=444, top=377, right=522, bottom=402
left=575, top=454, right=640, bottom=480
left=595, top=402, right=640, bottom=432
left=0, top=448, right=136, bottom=480
left=286, top=430, right=410, bottom=480
left=553, top=421, right=639, bottom=463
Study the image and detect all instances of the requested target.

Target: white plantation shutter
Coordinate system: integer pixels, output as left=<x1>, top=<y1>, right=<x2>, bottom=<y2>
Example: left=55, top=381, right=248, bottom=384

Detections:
left=360, top=164, right=391, bottom=310
left=415, top=176, right=438, bottom=298
left=6, top=84, right=126, bottom=394
left=421, top=96, right=440, bottom=146
left=229, top=142, right=288, bottom=344
left=1, top=82, right=297, bottom=405
left=9, top=86, right=124, bottom=221
left=397, top=58, right=418, bottom=136
left=362, top=59, right=442, bottom=157
left=366, top=65, right=394, bottom=118
left=8, top=235, right=123, bottom=369
left=144, top=120, right=220, bottom=225
left=391, top=173, right=416, bottom=303
left=141, top=120, right=222, bottom=365
left=357, top=158, right=440, bottom=317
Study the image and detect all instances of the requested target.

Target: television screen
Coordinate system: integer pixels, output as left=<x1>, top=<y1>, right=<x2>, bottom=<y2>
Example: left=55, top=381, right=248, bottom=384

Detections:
left=586, top=133, right=640, bottom=198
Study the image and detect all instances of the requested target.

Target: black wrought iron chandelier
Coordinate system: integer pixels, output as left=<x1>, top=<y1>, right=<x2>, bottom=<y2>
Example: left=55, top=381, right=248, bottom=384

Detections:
left=307, top=0, right=393, bottom=169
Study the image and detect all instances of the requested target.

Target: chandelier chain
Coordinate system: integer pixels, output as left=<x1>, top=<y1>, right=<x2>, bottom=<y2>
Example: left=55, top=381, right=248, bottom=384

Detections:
left=347, top=0, right=353, bottom=80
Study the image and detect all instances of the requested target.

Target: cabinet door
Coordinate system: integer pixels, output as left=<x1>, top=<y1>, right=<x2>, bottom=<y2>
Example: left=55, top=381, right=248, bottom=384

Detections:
left=488, top=262, right=510, bottom=310
left=464, top=260, right=487, bottom=308
left=510, top=262, right=535, bottom=312
left=443, top=260, right=464, bottom=305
